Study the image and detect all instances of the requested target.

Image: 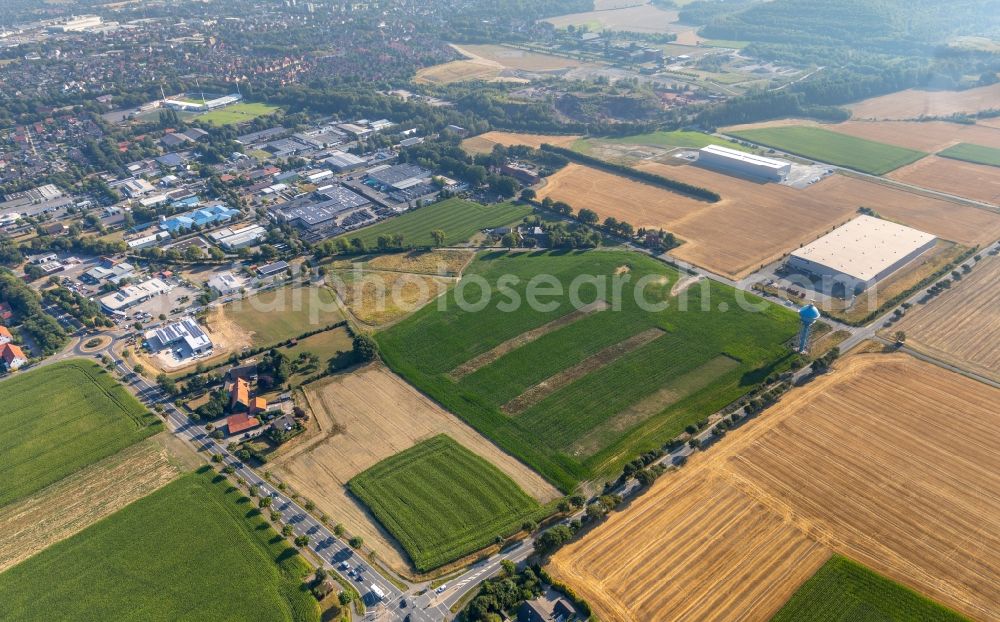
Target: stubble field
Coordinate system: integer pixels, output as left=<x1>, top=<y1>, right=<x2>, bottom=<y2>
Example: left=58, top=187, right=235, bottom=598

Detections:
left=271, top=364, right=560, bottom=574
left=889, top=156, right=1000, bottom=205
left=461, top=131, right=582, bottom=155
left=894, top=255, right=1000, bottom=382
left=848, top=82, right=1000, bottom=120
left=549, top=354, right=1000, bottom=622
left=544, top=4, right=683, bottom=35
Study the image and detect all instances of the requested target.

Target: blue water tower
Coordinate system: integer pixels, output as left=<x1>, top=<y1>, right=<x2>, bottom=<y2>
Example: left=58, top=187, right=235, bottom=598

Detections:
left=798, top=304, right=821, bottom=353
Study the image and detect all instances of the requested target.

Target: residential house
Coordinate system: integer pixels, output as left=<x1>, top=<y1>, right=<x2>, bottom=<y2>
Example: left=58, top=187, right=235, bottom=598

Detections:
left=517, top=595, right=577, bottom=622
left=226, top=413, right=261, bottom=436
left=1, top=343, right=27, bottom=371
left=0, top=302, right=12, bottom=321
left=0, top=325, right=12, bottom=345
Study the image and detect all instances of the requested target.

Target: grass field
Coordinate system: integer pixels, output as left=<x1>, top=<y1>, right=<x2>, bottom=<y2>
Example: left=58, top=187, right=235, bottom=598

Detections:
left=938, top=142, right=1000, bottom=167
left=727, top=126, right=927, bottom=175
left=198, top=102, right=281, bottom=126
left=377, top=250, right=798, bottom=491
left=772, top=556, right=969, bottom=622
left=340, top=198, right=533, bottom=248
left=348, top=435, right=542, bottom=571
left=0, top=360, right=162, bottom=508
left=213, top=285, right=343, bottom=347
left=549, top=354, right=1000, bottom=622
left=0, top=469, right=319, bottom=621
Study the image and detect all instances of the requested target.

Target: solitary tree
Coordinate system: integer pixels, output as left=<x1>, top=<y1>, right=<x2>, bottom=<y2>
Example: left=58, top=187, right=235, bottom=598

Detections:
left=430, top=229, right=446, bottom=248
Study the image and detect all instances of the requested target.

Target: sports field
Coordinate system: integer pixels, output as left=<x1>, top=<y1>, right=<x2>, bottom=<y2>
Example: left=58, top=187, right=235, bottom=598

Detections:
left=349, top=435, right=542, bottom=571
left=0, top=470, right=319, bottom=621
left=938, top=142, right=1000, bottom=167
left=341, top=198, right=533, bottom=248
left=772, top=556, right=969, bottom=622
left=209, top=284, right=343, bottom=347
left=0, top=360, right=162, bottom=508
left=377, top=250, right=798, bottom=491
left=549, top=354, right=1000, bottom=622
left=198, top=102, right=281, bottom=126
left=727, top=126, right=926, bottom=174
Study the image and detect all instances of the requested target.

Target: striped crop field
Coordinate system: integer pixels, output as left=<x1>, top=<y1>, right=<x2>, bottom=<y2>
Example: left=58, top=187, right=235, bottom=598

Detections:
left=772, top=556, right=970, bottom=622
left=348, top=435, right=543, bottom=571
left=377, top=250, right=798, bottom=491
left=0, top=360, right=162, bottom=507
left=0, top=469, right=319, bottom=621
left=727, top=126, right=927, bottom=175
left=339, top=197, right=533, bottom=248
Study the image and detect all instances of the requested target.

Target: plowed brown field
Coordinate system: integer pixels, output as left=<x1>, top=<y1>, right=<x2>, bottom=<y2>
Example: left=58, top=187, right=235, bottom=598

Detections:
left=550, top=354, right=1000, bottom=622
left=849, top=83, right=1000, bottom=120
left=895, top=256, right=1000, bottom=382
left=889, top=156, right=1000, bottom=205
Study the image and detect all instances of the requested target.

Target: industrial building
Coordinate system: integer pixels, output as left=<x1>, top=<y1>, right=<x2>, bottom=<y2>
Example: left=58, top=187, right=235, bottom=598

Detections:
left=100, top=278, right=173, bottom=313
left=159, top=204, right=240, bottom=233
left=366, top=163, right=431, bottom=192
left=323, top=150, right=366, bottom=172
left=697, top=144, right=791, bottom=181
left=145, top=317, right=213, bottom=357
left=786, top=215, right=937, bottom=292
left=207, top=271, right=246, bottom=295
left=209, top=224, right=267, bottom=250
left=272, top=187, right=375, bottom=239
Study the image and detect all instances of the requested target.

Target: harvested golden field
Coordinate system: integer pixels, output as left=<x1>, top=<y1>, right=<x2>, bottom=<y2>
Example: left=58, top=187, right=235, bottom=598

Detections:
left=462, top=131, right=581, bottom=155
left=545, top=4, right=681, bottom=34
left=329, top=269, right=452, bottom=327
left=414, top=44, right=585, bottom=85
left=272, top=365, right=560, bottom=574
left=551, top=354, right=1000, bottom=622
left=414, top=60, right=502, bottom=85
left=895, top=256, right=1000, bottom=382
left=363, top=249, right=474, bottom=276
left=457, top=44, right=584, bottom=72
left=889, top=156, right=1000, bottom=205
left=849, top=82, right=1000, bottom=120
left=0, top=439, right=179, bottom=573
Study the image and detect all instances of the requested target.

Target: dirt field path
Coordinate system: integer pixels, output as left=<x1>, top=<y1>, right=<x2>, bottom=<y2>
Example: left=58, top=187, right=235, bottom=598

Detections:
left=270, top=365, right=561, bottom=574
left=551, top=354, right=1000, bottom=622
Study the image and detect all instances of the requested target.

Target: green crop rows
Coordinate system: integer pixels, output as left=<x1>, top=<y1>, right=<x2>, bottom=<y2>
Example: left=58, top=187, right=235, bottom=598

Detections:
left=727, top=126, right=927, bottom=175
left=771, top=556, right=969, bottom=622
left=377, top=250, right=798, bottom=491
left=0, top=360, right=162, bottom=507
left=0, top=469, right=319, bottom=621
left=339, top=197, right=533, bottom=248
left=937, top=142, right=1000, bottom=168
left=349, top=435, right=542, bottom=571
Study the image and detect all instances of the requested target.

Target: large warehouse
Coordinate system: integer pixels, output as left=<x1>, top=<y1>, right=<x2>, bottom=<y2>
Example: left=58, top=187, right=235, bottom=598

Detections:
left=786, top=215, right=936, bottom=292
left=698, top=144, right=791, bottom=181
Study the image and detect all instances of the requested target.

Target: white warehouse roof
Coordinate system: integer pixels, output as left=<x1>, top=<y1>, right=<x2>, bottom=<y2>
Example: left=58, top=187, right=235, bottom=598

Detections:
left=790, top=215, right=936, bottom=283
left=699, top=144, right=789, bottom=171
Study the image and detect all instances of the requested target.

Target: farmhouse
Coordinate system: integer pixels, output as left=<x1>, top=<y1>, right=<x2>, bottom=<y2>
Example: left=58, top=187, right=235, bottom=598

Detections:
left=1, top=343, right=27, bottom=371
left=226, top=412, right=262, bottom=436
left=100, top=278, right=172, bottom=313
left=229, top=378, right=267, bottom=414
left=0, top=325, right=12, bottom=345
left=698, top=144, right=791, bottom=181
left=786, top=215, right=936, bottom=292
left=144, top=317, right=213, bottom=357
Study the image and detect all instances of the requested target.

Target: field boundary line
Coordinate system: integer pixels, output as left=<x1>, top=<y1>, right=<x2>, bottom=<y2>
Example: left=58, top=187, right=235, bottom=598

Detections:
left=502, top=327, right=666, bottom=415
left=447, top=299, right=610, bottom=380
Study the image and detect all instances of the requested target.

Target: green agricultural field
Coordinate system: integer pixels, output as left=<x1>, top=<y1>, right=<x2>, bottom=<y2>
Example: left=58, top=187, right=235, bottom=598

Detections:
left=199, top=102, right=282, bottom=126
left=340, top=198, right=533, bottom=249
left=771, top=556, right=969, bottom=622
left=349, top=435, right=542, bottom=571
left=218, top=284, right=343, bottom=346
left=938, top=142, right=1000, bottom=167
left=377, top=250, right=798, bottom=491
left=0, top=360, right=162, bottom=507
left=576, top=131, right=756, bottom=152
left=0, top=469, right=319, bottom=622
left=727, top=126, right=927, bottom=175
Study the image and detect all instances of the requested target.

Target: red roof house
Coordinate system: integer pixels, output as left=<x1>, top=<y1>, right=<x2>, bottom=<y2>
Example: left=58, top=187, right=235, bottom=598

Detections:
left=0, top=325, right=12, bottom=345
left=1, top=343, right=27, bottom=370
left=0, top=302, right=12, bottom=321
left=227, top=413, right=261, bottom=435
